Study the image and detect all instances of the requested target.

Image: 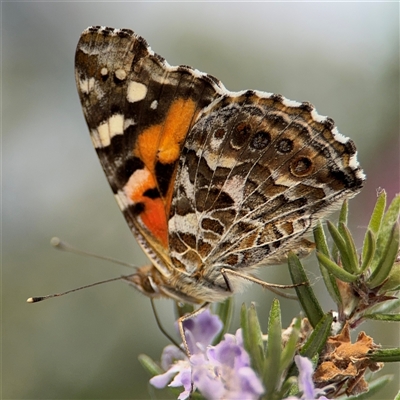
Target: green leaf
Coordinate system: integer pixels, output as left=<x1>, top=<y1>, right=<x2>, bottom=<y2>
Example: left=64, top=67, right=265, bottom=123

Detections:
left=248, top=303, right=265, bottom=375
left=381, top=262, right=400, bottom=292
left=371, top=194, right=400, bottom=272
left=138, top=354, right=164, bottom=376
left=368, top=222, right=400, bottom=288
left=313, top=221, right=330, bottom=257
left=395, top=389, right=400, bottom=400
left=314, top=222, right=341, bottom=304
left=213, top=297, right=234, bottom=345
left=367, top=190, right=387, bottom=236
left=264, top=300, right=282, bottom=396
left=363, top=313, right=400, bottom=322
left=327, top=221, right=357, bottom=274
left=286, top=313, right=333, bottom=379
left=339, top=222, right=360, bottom=273
left=316, top=252, right=358, bottom=283
left=367, top=298, right=400, bottom=315
left=339, top=199, right=349, bottom=226
left=280, top=317, right=301, bottom=373
left=361, top=191, right=386, bottom=266
left=332, top=200, right=349, bottom=262
left=367, top=347, right=400, bottom=362
left=299, top=312, right=333, bottom=360
left=279, top=376, right=298, bottom=400
left=360, top=230, right=376, bottom=273
left=241, top=303, right=251, bottom=352
left=288, top=252, right=324, bottom=328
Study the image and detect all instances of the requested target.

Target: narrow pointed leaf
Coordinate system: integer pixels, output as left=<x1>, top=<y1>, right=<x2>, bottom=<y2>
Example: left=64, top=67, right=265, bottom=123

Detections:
left=332, top=200, right=349, bottom=262
left=280, top=376, right=298, bottom=400
left=248, top=303, right=265, bottom=375
left=363, top=313, right=400, bottom=322
left=381, top=263, right=400, bottom=292
left=299, top=313, right=333, bottom=360
left=367, top=348, right=400, bottom=362
left=241, top=303, right=251, bottom=353
left=316, top=252, right=358, bottom=283
left=339, top=222, right=360, bottom=273
left=280, top=317, right=301, bottom=372
left=327, top=221, right=357, bottom=274
left=264, top=299, right=282, bottom=395
left=368, top=222, right=400, bottom=288
left=339, top=199, right=349, bottom=226
left=361, top=191, right=386, bottom=265
left=287, top=313, right=333, bottom=378
left=288, top=252, right=323, bottom=328
left=314, top=222, right=341, bottom=304
left=371, top=194, right=400, bottom=271
left=138, top=354, right=164, bottom=376
left=367, top=190, right=387, bottom=235
left=360, top=230, right=376, bottom=273
left=367, top=298, right=400, bottom=315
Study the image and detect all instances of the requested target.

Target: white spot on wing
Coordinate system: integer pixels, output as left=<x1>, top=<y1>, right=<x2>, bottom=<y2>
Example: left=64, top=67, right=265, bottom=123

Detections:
left=150, top=100, right=158, bottom=109
left=79, top=77, right=95, bottom=94
left=127, top=81, right=147, bottom=103
left=96, top=114, right=125, bottom=147
left=115, top=69, right=127, bottom=81
left=124, top=168, right=152, bottom=201
left=123, top=118, right=136, bottom=130
left=115, top=192, right=130, bottom=211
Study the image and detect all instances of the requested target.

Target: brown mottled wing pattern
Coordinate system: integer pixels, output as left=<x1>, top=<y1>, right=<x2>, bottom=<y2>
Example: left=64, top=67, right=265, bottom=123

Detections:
left=75, top=27, right=223, bottom=272
left=169, top=91, right=365, bottom=279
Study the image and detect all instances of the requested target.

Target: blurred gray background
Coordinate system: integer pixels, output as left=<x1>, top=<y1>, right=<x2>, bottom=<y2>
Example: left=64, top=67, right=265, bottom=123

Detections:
left=3, top=2, right=399, bottom=399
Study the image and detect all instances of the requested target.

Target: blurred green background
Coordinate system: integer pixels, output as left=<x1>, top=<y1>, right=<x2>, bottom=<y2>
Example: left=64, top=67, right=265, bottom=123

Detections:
left=3, top=2, right=399, bottom=399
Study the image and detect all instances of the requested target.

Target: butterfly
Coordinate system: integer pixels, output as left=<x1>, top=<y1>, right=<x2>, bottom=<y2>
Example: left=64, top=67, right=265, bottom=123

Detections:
left=75, top=26, right=365, bottom=352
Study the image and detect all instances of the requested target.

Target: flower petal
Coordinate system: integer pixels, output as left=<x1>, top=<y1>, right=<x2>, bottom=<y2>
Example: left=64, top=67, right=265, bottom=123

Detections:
left=294, top=355, right=315, bottom=400
left=182, top=309, right=223, bottom=353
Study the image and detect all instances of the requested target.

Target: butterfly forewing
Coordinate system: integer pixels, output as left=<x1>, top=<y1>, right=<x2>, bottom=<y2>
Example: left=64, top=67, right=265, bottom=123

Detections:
left=75, top=27, right=223, bottom=271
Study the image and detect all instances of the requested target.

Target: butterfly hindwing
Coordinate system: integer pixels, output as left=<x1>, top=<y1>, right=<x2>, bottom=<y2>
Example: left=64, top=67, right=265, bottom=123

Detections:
left=168, top=92, right=364, bottom=278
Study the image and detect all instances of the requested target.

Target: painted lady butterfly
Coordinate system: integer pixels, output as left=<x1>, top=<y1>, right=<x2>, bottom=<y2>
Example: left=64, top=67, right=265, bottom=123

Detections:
left=75, top=26, right=365, bottom=345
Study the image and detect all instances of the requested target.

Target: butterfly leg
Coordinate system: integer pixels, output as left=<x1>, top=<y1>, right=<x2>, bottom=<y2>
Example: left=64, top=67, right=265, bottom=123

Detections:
left=221, top=268, right=302, bottom=300
left=178, top=302, right=211, bottom=357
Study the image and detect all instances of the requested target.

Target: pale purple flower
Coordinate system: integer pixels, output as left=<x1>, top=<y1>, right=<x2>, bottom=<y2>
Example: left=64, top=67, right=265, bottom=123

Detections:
left=284, top=356, right=328, bottom=400
left=150, top=309, right=264, bottom=400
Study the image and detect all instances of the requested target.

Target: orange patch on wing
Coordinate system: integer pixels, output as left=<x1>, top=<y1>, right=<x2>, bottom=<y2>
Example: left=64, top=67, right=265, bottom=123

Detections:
left=129, top=98, right=198, bottom=248
left=124, top=168, right=168, bottom=247
left=134, top=98, right=197, bottom=173
left=140, top=197, right=168, bottom=247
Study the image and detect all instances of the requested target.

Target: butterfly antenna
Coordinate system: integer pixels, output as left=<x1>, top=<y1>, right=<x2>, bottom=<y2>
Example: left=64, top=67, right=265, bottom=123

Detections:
left=27, top=237, right=139, bottom=303
left=27, top=274, right=136, bottom=303
left=50, top=237, right=137, bottom=269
